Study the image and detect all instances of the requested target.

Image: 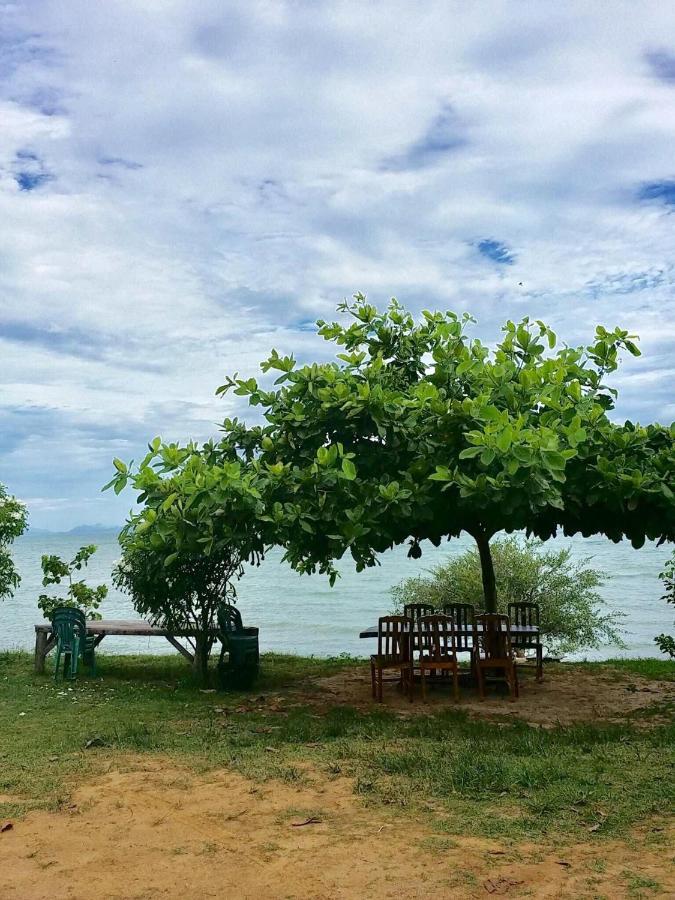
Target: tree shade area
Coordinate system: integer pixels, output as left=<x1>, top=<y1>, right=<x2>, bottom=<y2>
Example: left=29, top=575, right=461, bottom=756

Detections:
left=109, top=297, right=675, bottom=630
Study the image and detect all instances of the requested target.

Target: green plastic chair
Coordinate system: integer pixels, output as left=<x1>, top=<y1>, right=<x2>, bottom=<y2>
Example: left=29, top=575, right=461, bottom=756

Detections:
left=51, top=607, right=97, bottom=681
left=216, top=603, right=259, bottom=689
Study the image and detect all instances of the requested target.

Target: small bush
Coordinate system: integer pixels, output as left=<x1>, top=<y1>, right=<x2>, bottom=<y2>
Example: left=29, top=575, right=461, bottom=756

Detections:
left=391, top=536, right=624, bottom=655
left=655, top=550, right=674, bottom=658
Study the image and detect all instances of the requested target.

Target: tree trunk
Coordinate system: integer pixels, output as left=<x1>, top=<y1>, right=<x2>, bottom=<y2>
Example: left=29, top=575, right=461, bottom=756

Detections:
left=192, top=632, right=210, bottom=684
left=474, top=531, right=497, bottom=613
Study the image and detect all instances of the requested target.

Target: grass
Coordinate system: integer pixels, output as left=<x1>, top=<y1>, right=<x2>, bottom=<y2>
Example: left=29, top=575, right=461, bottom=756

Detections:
left=0, top=650, right=673, bottom=843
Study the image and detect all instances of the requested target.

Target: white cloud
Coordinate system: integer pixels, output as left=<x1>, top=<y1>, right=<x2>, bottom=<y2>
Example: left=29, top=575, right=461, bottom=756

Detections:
left=0, top=0, right=674, bottom=527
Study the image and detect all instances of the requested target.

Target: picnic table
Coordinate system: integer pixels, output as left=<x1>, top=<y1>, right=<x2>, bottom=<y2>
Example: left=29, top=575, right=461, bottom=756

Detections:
left=34, top=619, right=219, bottom=673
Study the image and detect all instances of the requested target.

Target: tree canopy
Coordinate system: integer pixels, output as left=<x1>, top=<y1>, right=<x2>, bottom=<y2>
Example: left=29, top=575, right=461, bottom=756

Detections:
left=0, top=483, right=27, bottom=602
left=216, top=296, right=675, bottom=610
left=110, top=297, right=675, bottom=620
left=109, top=440, right=270, bottom=678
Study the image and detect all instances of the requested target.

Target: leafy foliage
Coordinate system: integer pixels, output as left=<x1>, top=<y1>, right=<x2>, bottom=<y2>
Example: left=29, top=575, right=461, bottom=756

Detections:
left=109, top=442, right=270, bottom=679
left=38, top=545, right=107, bottom=620
left=215, top=296, right=674, bottom=610
left=390, top=537, right=624, bottom=655
left=0, top=484, right=28, bottom=601
left=655, top=551, right=675, bottom=658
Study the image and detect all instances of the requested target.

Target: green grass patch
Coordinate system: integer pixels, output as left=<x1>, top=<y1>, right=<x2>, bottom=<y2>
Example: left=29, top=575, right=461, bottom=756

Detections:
left=0, top=651, right=673, bottom=842
left=573, top=657, right=675, bottom=681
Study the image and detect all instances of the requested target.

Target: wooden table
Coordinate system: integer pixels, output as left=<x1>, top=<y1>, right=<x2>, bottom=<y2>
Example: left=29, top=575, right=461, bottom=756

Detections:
left=359, top=624, right=540, bottom=641
left=34, top=619, right=219, bottom=673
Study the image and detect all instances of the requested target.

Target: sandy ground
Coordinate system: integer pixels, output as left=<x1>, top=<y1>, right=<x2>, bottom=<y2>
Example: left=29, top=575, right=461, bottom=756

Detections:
left=0, top=759, right=672, bottom=900
left=1, top=668, right=673, bottom=898
left=307, top=664, right=675, bottom=727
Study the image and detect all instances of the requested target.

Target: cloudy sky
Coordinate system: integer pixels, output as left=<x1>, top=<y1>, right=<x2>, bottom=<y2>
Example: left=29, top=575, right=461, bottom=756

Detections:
left=1, top=1, right=674, bottom=529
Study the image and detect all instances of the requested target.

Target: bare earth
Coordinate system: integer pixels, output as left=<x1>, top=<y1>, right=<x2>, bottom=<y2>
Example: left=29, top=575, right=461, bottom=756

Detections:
left=307, top=664, right=675, bottom=727
left=0, top=759, right=672, bottom=900
left=1, top=667, right=673, bottom=899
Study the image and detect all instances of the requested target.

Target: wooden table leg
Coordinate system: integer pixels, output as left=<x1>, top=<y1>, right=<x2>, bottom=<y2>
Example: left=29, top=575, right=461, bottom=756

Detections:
left=34, top=631, right=48, bottom=674
left=165, top=635, right=194, bottom=663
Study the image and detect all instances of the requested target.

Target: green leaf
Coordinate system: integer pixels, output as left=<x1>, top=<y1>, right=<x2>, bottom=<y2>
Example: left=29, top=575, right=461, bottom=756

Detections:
left=459, top=446, right=482, bottom=459
left=541, top=450, right=566, bottom=470
left=163, top=552, right=178, bottom=568
left=341, top=458, right=357, bottom=480
left=113, top=458, right=127, bottom=474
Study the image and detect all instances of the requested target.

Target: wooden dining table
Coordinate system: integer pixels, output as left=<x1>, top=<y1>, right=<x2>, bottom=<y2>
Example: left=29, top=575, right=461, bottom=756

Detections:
left=359, top=623, right=540, bottom=641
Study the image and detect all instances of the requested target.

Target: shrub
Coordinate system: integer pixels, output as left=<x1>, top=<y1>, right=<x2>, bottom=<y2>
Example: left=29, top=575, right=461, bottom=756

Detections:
left=38, top=544, right=107, bottom=620
left=0, top=484, right=27, bottom=601
left=390, top=536, right=624, bottom=655
left=655, top=550, right=674, bottom=658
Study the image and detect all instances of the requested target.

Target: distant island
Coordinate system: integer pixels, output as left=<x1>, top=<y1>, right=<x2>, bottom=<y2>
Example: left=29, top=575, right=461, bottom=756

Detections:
left=26, top=524, right=122, bottom=536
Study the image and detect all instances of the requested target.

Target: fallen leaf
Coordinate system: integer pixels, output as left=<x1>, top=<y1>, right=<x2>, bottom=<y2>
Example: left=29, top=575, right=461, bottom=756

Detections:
left=264, top=746, right=279, bottom=753
left=556, top=860, right=572, bottom=868
left=588, top=823, right=602, bottom=833
left=84, top=737, right=106, bottom=749
left=0, top=822, right=13, bottom=833
left=48, top=756, right=59, bottom=762
left=199, top=689, right=216, bottom=694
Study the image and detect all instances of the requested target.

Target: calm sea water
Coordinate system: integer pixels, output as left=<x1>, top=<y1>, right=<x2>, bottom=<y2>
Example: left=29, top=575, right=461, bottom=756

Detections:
left=1, top=531, right=672, bottom=660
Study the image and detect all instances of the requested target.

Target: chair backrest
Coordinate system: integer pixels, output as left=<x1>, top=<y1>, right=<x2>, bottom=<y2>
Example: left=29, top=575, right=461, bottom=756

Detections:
left=403, top=603, right=435, bottom=623
left=473, top=614, right=513, bottom=661
left=217, top=603, right=243, bottom=634
left=51, top=606, right=86, bottom=649
left=507, top=602, right=540, bottom=628
left=377, top=616, right=411, bottom=660
left=442, top=603, right=475, bottom=650
left=418, top=615, right=457, bottom=661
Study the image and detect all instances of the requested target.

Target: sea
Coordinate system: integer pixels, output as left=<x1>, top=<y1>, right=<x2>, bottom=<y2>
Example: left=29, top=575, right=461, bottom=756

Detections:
left=2, top=530, right=672, bottom=661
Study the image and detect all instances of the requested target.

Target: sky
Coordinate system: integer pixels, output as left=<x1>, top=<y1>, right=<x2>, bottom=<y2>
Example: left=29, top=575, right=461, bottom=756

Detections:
left=1, top=1, right=674, bottom=530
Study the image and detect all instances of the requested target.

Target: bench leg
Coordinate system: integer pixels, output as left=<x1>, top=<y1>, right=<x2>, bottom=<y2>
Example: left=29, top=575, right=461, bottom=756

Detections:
left=34, top=631, right=48, bottom=674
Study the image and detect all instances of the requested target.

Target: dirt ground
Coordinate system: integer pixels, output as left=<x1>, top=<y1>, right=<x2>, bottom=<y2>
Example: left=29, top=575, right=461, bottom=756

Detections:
left=0, top=759, right=672, bottom=900
left=307, top=664, right=675, bottom=727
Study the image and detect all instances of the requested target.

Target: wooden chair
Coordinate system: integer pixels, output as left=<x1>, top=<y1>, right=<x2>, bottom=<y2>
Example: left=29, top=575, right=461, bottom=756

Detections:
left=370, top=616, right=413, bottom=703
left=403, top=603, right=435, bottom=623
left=472, top=614, right=519, bottom=701
left=404, top=603, right=436, bottom=666
left=442, top=603, right=476, bottom=660
left=508, top=602, right=543, bottom=681
left=417, top=615, right=460, bottom=702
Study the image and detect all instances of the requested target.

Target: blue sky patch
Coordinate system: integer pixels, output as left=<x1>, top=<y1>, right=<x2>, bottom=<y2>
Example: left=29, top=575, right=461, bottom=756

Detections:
left=645, top=49, right=675, bottom=83
left=638, top=180, right=675, bottom=204
left=382, top=103, right=466, bottom=171
left=477, top=239, right=515, bottom=265
left=15, top=171, right=51, bottom=191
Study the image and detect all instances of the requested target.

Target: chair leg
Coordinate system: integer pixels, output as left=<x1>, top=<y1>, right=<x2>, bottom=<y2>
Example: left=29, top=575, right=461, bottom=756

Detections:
left=514, top=663, right=520, bottom=699
left=476, top=663, right=485, bottom=700
left=53, top=645, right=61, bottom=683
left=453, top=668, right=460, bottom=702
left=536, top=645, right=543, bottom=682
left=508, top=664, right=518, bottom=701
left=407, top=665, right=414, bottom=703
left=421, top=666, right=426, bottom=703
left=370, top=660, right=376, bottom=699
left=377, top=667, right=383, bottom=703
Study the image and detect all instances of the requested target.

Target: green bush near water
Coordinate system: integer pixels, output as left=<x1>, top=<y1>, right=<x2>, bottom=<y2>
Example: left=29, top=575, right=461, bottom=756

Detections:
left=391, top=536, right=624, bottom=655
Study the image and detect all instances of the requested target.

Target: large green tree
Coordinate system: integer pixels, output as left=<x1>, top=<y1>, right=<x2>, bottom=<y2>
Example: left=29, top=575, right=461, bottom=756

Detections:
left=216, top=297, right=674, bottom=612
left=0, top=483, right=27, bottom=601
